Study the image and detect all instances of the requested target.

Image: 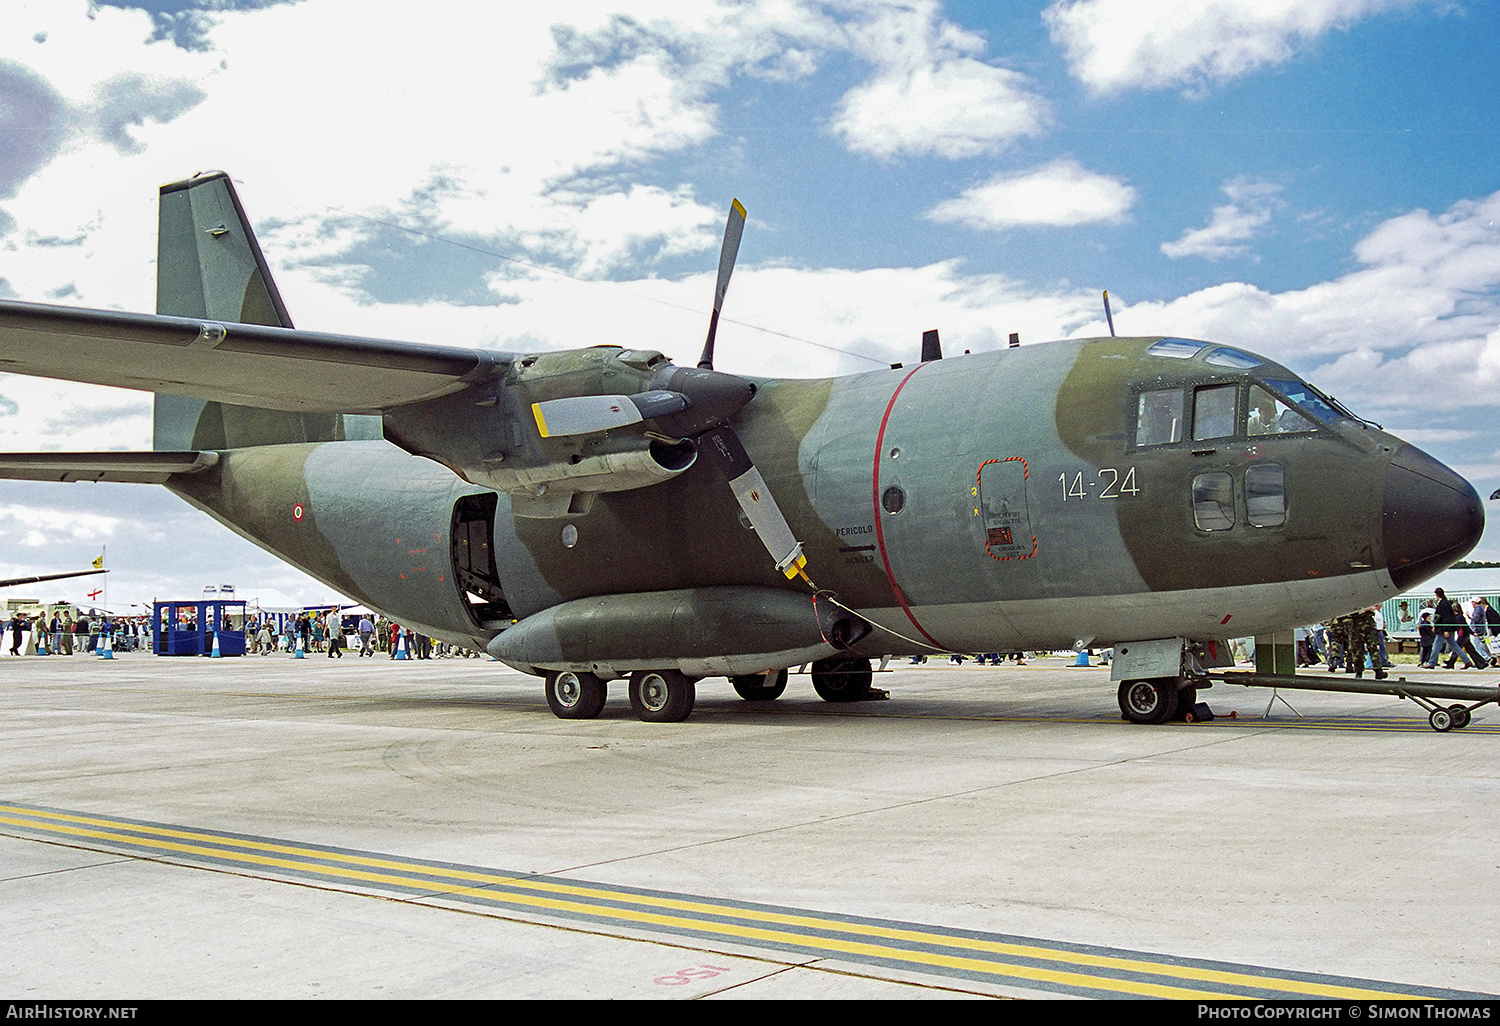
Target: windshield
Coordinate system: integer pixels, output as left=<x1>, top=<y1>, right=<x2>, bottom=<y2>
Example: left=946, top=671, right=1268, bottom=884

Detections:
left=1261, top=378, right=1345, bottom=425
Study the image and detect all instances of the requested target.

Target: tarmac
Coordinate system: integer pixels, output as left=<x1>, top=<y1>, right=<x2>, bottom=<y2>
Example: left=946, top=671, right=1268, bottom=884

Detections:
left=2, top=650, right=1497, bottom=1000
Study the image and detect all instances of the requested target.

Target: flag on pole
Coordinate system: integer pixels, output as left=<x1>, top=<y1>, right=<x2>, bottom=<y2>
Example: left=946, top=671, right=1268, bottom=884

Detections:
left=91, top=553, right=104, bottom=569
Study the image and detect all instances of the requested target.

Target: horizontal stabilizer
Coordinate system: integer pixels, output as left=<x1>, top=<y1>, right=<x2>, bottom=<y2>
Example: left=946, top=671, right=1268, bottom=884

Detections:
left=0, top=451, right=219, bottom=484
left=0, top=300, right=504, bottom=414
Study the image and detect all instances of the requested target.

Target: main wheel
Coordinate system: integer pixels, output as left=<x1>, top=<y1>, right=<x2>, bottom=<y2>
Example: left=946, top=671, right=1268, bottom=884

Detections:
left=629, top=669, right=696, bottom=723
left=731, top=669, right=788, bottom=701
left=1119, top=678, right=1178, bottom=725
left=810, top=657, right=872, bottom=702
left=545, top=670, right=607, bottom=719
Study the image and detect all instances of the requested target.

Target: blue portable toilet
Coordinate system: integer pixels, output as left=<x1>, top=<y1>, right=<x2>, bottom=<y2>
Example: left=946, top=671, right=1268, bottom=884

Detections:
left=152, top=599, right=248, bottom=656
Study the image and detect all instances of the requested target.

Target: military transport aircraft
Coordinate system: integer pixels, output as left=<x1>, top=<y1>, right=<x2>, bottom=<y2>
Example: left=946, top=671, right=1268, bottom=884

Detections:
left=0, top=172, right=1483, bottom=723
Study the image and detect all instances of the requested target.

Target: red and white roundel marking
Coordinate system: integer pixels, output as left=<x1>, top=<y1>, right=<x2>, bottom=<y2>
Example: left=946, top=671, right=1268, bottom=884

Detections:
left=292, top=502, right=305, bottom=522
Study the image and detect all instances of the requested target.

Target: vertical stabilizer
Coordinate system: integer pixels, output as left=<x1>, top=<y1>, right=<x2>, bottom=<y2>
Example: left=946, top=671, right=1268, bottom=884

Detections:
left=156, top=171, right=294, bottom=329
left=153, top=172, right=378, bottom=449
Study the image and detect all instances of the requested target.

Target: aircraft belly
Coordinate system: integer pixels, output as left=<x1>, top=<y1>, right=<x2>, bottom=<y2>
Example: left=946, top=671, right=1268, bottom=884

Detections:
left=863, top=568, right=1396, bottom=654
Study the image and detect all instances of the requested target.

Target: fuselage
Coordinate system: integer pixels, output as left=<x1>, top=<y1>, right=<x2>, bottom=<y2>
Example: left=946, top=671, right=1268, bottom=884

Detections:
left=167, top=335, right=1483, bottom=662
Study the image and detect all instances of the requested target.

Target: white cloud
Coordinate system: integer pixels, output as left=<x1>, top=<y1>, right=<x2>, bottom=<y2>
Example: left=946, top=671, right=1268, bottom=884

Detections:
left=1161, top=179, right=1283, bottom=260
left=1078, top=190, right=1500, bottom=420
left=830, top=0, right=1048, bottom=159
left=925, top=158, right=1135, bottom=231
left=1045, top=0, right=1432, bottom=94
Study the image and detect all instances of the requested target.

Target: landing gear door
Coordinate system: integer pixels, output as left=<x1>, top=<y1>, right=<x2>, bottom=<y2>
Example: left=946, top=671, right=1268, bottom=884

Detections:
left=977, top=458, right=1036, bottom=561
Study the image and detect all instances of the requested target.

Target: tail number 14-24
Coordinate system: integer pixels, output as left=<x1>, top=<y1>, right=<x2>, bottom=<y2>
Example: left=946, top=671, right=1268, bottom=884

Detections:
left=1060, top=468, right=1140, bottom=501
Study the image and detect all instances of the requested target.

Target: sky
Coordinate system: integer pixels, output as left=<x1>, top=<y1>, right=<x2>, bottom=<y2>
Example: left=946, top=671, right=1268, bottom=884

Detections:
left=1, top=0, right=1498, bottom=611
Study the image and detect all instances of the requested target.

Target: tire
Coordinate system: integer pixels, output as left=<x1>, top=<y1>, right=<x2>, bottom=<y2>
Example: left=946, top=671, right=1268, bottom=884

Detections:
left=1430, top=708, right=1453, bottom=732
left=629, top=669, right=696, bottom=723
left=545, top=670, right=606, bottom=719
left=731, top=669, right=788, bottom=701
left=1449, top=704, right=1471, bottom=730
left=810, top=657, right=872, bottom=702
left=1118, top=678, right=1179, bottom=725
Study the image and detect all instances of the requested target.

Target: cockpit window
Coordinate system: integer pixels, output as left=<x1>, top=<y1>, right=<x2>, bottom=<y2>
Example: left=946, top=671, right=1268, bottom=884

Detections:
left=1203, top=347, right=1260, bottom=370
left=1192, top=384, right=1237, bottom=441
left=1136, top=389, right=1184, bottom=446
left=1247, top=385, right=1315, bottom=436
left=1147, top=338, right=1207, bottom=360
left=1262, top=379, right=1341, bottom=424
left=1134, top=390, right=1182, bottom=444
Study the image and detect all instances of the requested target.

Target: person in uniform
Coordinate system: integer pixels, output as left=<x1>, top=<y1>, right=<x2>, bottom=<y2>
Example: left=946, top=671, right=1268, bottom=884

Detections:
left=1347, top=607, right=1388, bottom=680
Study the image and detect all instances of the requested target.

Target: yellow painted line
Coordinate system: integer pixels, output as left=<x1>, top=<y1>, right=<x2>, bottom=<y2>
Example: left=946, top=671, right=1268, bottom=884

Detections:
left=0, top=804, right=1426, bottom=1000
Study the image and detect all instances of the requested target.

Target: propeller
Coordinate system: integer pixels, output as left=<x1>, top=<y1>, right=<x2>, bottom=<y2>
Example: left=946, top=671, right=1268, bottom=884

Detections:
left=698, top=198, right=746, bottom=371
left=528, top=198, right=813, bottom=586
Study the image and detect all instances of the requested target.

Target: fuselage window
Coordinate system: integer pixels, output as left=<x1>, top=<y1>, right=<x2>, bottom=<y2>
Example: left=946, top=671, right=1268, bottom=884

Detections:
left=881, top=485, right=907, bottom=515
left=1192, top=384, right=1237, bottom=441
left=1135, top=389, right=1184, bottom=447
left=1192, top=472, right=1235, bottom=531
left=1245, top=463, right=1287, bottom=527
left=1247, top=385, right=1315, bottom=436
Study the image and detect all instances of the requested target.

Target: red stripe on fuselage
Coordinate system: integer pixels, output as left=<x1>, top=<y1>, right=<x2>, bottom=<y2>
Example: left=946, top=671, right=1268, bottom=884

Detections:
left=872, top=364, right=949, bottom=650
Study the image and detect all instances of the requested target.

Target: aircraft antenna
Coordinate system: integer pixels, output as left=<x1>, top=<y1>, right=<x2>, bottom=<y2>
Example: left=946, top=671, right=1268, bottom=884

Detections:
left=1102, top=290, right=1116, bottom=337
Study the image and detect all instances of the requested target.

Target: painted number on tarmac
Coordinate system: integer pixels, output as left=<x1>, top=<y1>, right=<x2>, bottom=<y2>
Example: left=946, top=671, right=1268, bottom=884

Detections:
left=654, top=964, right=733, bottom=986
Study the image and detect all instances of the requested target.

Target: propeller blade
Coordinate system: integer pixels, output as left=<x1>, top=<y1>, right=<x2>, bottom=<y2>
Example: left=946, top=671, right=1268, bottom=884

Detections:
left=699, top=424, right=810, bottom=584
left=531, top=391, right=689, bottom=439
left=697, top=198, right=746, bottom=370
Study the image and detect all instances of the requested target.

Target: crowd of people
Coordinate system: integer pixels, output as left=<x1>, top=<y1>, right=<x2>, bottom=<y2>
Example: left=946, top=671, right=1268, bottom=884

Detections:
left=244, top=609, right=483, bottom=659
left=1, top=606, right=486, bottom=659
left=1295, top=588, right=1500, bottom=674
left=3, top=610, right=152, bottom=655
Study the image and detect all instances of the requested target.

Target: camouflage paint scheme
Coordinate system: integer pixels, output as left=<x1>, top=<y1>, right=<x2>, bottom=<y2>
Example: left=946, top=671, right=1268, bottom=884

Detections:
left=0, top=172, right=1484, bottom=694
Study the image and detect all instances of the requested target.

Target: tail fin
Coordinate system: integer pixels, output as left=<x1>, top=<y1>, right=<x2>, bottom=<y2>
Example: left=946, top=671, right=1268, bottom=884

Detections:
left=156, top=170, right=294, bottom=329
left=152, top=172, right=378, bottom=449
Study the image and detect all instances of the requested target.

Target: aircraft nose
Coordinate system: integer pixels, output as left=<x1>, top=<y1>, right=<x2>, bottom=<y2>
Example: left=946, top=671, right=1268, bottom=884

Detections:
left=1382, top=444, right=1484, bottom=589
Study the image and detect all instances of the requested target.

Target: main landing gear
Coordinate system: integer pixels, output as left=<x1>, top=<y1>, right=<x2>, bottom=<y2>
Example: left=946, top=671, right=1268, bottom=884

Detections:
left=810, top=656, right=874, bottom=702
left=542, top=657, right=882, bottom=722
left=730, top=668, right=788, bottom=701
left=543, top=668, right=698, bottom=722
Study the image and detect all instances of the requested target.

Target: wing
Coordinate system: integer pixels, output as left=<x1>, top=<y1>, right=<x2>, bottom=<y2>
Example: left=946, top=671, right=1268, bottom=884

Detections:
left=0, top=568, right=107, bottom=590
left=0, top=300, right=505, bottom=414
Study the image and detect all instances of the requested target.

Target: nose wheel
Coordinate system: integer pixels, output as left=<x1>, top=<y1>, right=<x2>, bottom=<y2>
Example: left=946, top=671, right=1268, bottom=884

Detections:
left=1118, top=678, right=1179, bottom=724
